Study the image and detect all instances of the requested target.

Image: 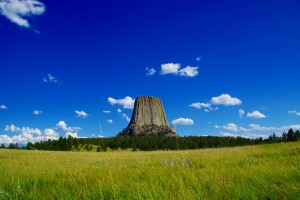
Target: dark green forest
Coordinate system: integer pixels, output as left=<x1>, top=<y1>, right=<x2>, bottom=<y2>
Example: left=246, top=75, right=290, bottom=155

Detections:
left=1, top=129, right=299, bottom=151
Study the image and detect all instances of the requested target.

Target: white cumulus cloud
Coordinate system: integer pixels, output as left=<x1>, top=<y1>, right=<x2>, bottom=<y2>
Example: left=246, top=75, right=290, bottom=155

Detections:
left=160, top=63, right=199, bottom=77
left=145, top=67, right=156, bottom=76
left=103, top=110, right=111, bottom=114
left=107, top=119, right=113, bottom=123
left=179, top=66, right=199, bottom=77
left=44, top=128, right=58, bottom=137
left=121, top=113, right=131, bottom=122
left=5, top=124, right=21, bottom=132
left=56, top=121, right=81, bottom=132
left=249, top=124, right=277, bottom=131
left=247, top=111, right=266, bottom=119
left=0, top=134, right=13, bottom=144
left=56, top=121, right=81, bottom=138
left=5, top=124, right=42, bottom=136
left=160, top=63, right=181, bottom=75
left=239, top=127, right=251, bottom=132
left=211, top=94, right=242, bottom=106
left=56, top=121, right=67, bottom=131
left=0, top=0, right=45, bottom=28
left=0, top=105, right=7, bottom=109
left=190, top=102, right=211, bottom=109
left=248, top=124, right=300, bottom=131
left=108, top=96, right=135, bottom=109
left=223, top=123, right=239, bottom=132
left=172, top=118, right=194, bottom=125
left=222, top=123, right=251, bottom=132
left=65, top=132, right=78, bottom=138
left=219, top=123, right=300, bottom=139
left=1, top=124, right=59, bottom=144
left=288, top=110, right=300, bottom=116
left=239, top=109, right=245, bottom=118
left=43, top=74, right=58, bottom=83
left=21, top=127, right=42, bottom=135
left=218, top=123, right=300, bottom=135
left=75, top=110, right=89, bottom=118
left=33, top=110, right=42, bottom=115
left=189, top=102, right=218, bottom=112
left=115, top=108, right=131, bottom=122
left=220, top=132, right=249, bottom=138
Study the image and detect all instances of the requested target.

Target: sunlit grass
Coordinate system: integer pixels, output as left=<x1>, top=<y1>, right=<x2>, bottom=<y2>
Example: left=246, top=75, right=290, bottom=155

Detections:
left=0, top=142, right=299, bottom=199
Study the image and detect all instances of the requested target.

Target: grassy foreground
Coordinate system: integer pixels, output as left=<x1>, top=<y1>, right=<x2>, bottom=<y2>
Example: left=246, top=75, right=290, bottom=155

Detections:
left=0, top=142, right=299, bottom=199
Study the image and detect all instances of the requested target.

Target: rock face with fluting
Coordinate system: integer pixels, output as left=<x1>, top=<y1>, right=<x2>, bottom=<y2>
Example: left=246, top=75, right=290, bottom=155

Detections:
left=118, top=96, right=176, bottom=136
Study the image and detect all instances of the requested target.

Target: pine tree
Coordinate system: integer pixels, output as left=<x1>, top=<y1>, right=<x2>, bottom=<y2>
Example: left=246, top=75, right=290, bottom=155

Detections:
left=66, top=136, right=74, bottom=151
left=26, top=142, right=34, bottom=150
left=282, top=132, right=287, bottom=142
left=287, top=128, right=295, bottom=141
left=294, top=130, right=300, bottom=141
left=96, top=146, right=101, bottom=152
left=8, top=143, right=18, bottom=149
left=73, top=137, right=79, bottom=151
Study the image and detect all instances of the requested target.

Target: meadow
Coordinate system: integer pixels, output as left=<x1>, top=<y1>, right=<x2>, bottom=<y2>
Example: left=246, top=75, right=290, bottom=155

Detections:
left=0, top=142, right=299, bottom=199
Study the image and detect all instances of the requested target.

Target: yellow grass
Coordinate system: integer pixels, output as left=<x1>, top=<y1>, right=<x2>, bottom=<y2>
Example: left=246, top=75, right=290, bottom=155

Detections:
left=0, top=142, right=299, bottom=199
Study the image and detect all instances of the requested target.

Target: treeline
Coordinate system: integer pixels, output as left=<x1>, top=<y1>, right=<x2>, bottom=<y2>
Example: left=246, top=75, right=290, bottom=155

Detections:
left=1, top=129, right=299, bottom=151
left=0, top=143, right=20, bottom=149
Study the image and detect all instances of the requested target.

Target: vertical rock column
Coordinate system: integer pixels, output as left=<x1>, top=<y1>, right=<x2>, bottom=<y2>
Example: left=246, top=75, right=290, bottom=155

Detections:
left=119, top=96, right=176, bottom=136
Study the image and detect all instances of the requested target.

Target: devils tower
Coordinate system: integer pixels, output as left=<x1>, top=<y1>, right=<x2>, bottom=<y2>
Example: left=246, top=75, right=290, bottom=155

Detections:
left=118, top=96, right=176, bottom=136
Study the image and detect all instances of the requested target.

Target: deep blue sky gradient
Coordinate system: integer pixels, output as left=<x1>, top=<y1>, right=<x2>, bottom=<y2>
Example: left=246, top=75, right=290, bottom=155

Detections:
left=0, top=0, right=300, bottom=141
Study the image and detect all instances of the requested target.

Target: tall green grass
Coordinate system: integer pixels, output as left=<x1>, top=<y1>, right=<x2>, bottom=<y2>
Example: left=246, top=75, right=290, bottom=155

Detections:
left=0, top=142, right=299, bottom=199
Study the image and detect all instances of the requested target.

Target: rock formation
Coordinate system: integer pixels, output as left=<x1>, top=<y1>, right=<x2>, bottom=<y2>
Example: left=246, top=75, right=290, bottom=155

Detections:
left=118, top=96, right=176, bottom=136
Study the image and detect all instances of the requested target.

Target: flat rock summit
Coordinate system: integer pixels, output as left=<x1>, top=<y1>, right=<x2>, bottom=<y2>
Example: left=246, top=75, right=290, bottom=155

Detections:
left=118, top=96, right=176, bottom=136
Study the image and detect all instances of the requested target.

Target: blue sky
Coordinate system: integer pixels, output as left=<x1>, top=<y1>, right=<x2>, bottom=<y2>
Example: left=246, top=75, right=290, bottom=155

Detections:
left=1, top=0, right=300, bottom=144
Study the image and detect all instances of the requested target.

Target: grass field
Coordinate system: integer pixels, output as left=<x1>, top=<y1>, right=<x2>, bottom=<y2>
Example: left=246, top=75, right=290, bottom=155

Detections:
left=0, top=142, right=299, bottom=199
